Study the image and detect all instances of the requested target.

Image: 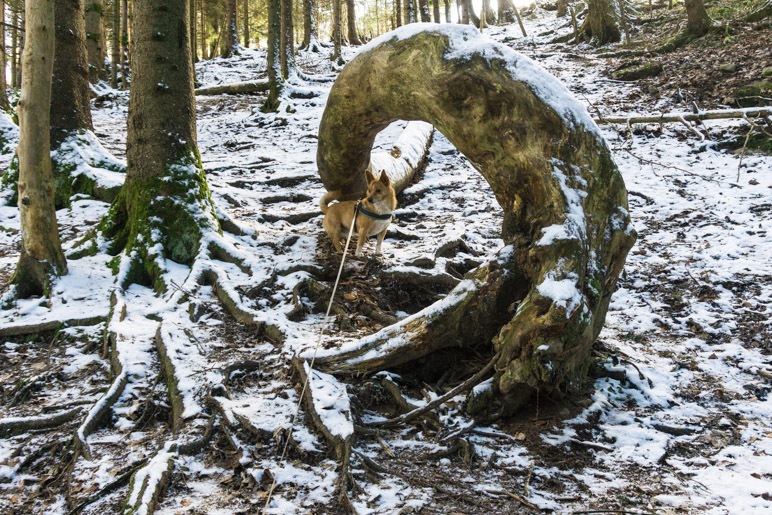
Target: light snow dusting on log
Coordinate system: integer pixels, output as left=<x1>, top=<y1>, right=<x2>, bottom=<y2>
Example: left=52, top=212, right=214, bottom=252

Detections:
left=304, top=364, right=354, bottom=439
left=362, top=23, right=602, bottom=137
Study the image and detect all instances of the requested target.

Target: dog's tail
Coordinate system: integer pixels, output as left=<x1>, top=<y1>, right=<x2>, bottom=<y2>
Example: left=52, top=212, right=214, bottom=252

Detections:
left=319, top=190, right=341, bottom=214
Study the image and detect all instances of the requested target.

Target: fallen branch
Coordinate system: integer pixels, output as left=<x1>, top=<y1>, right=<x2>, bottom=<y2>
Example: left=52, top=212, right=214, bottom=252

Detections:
left=486, top=488, right=541, bottom=512
left=596, top=106, right=772, bottom=125
left=366, top=351, right=500, bottom=428
left=0, top=315, right=106, bottom=338
left=194, top=80, right=270, bottom=96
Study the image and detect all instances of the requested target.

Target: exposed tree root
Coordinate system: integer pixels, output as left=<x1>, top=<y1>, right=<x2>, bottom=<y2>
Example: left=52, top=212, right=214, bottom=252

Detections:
left=68, top=458, right=150, bottom=515
left=0, top=407, right=83, bottom=438
left=292, top=358, right=355, bottom=507
left=0, top=315, right=106, bottom=338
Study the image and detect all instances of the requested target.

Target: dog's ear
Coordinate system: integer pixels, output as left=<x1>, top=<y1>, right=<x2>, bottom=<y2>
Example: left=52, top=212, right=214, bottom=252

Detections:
left=379, top=172, right=391, bottom=185
left=365, top=169, right=376, bottom=183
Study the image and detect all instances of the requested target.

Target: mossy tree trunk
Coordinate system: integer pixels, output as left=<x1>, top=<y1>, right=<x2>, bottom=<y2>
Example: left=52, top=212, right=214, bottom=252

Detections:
left=85, top=0, right=107, bottom=82
left=579, top=0, right=621, bottom=45
left=100, top=0, right=219, bottom=290
left=301, top=0, right=320, bottom=50
left=12, top=0, right=68, bottom=298
left=316, top=26, right=636, bottom=418
left=332, top=0, right=344, bottom=62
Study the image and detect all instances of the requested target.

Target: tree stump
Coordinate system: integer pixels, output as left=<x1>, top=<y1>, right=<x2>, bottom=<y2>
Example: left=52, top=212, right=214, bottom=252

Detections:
left=316, top=24, right=636, bottom=418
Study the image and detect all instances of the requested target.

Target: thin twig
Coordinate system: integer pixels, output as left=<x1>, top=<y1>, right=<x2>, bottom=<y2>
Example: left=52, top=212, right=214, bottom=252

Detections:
left=485, top=488, right=541, bottom=511
left=623, top=149, right=723, bottom=184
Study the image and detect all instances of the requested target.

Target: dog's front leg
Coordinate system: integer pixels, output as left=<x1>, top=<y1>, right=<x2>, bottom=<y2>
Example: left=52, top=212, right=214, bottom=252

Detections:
left=375, top=228, right=387, bottom=255
left=355, top=229, right=367, bottom=256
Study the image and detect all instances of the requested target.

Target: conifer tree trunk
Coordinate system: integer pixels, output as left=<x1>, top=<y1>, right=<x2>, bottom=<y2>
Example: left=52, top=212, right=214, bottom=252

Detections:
left=444, top=0, right=451, bottom=23
left=0, top=1, right=9, bottom=111
left=395, top=0, right=402, bottom=27
left=201, top=0, right=209, bottom=59
left=243, top=0, right=250, bottom=47
left=281, top=0, right=295, bottom=76
left=101, top=0, right=218, bottom=290
left=580, top=0, right=621, bottom=45
left=301, top=0, right=319, bottom=50
left=85, top=0, right=107, bottom=82
left=405, top=0, right=415, bottom=23
left=346, top=0, right=362, bottom=44
left=13, top=0, right=67, bottom=298
left=332, top=0, right=343, bottom=61
left=481, top=0, right=495, bottom=26
left=222, top=0, right=238, bottom=56
left=498, top=0, right=515, bottom=24
left=111, top=0, right=120, bottom=87
left=685, top=0, right=711, bottom=35
left=190, top=0, right=198, bottom=61
left=418, top=0, right=430, bottom=22
left=51, top=0, right=93, bottom=147
left=265, top=0, right=283, bottom=109
left=432, top=0, right=439, bottom=22
left=120, top=0, right=128, bottom=88
left=11, top=6, right=19, bottom=88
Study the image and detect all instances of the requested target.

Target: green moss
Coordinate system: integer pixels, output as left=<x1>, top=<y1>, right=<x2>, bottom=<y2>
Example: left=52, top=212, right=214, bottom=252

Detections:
left=99, top=149, right=218, bottom=291
left=735, top=80, right=772, bottom=107
left=1, top=155, right=19, bottom=205
left=107, top=255, right=121, bottom=275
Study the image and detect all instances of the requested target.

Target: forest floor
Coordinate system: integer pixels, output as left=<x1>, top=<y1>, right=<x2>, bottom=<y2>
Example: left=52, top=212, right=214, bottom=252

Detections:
left=1, top=5, right=771, bottom=515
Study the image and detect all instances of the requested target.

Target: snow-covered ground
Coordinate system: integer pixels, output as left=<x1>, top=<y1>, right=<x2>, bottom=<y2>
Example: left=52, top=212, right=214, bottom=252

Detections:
left=1, top=9, right=771, bottom=514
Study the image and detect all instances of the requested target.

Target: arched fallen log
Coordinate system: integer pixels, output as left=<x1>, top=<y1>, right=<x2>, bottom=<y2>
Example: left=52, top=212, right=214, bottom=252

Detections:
left=315, top=24, right=636, bottom=418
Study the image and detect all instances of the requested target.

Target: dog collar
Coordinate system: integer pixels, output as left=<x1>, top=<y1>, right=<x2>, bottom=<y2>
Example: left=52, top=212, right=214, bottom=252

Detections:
left=358, top=204, right=392, bottom=221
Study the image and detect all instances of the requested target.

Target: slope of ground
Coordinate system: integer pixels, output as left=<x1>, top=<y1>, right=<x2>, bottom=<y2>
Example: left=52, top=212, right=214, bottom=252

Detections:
left=1, top=7, right=771, bottom=514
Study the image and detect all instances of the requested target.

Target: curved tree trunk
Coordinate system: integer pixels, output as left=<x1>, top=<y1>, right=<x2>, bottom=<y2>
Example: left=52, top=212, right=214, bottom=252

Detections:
left=13, top=0, right=67, bottom=298
left=100, top=0, right=218, bottom=290
left=316, top=25, right=636, bottom=418
left=579, top=0, right=621, bottom=45
left=85, top=0, right=107, bottom=82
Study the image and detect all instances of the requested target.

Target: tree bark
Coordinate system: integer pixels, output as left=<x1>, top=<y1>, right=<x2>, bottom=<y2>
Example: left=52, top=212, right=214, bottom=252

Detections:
left=11, top=5, right=19, bottom=88
left=432, top=0, right=440, bottom=23
left=85, top=0, right=107, bottom=82
left=281, top=0, right=295, bottom=77
left=498, top=0, right=515, bottom=24
left=316, top=26, right=636, bottom=418
left=120, top=0, right=128, bottom=88
left=242, top=0, right=249, bottom=47
left=557, top=0, right=567, bottom=17
left=332, top=0, right=343, bottom=62
left=579, top=0, right=622, bottom=45
left=222, top=0, right=238, bottom=56
left=302, top=0, right=319, bottom=49
left=13, top=0, right=68, bottom=298
left=51, top=0, right=93, bottom=147
left=405, top=0, right=415, bottom=23
left=100, top=0, right=218, bottom=290
left=264, top=0, right=284, bottom=109
left=395, top=0, right=402, bottom=27
left=418, top=0, right=431, bottom=22
left=346, top=0, right=362, bottom=44
left=111, top=0, right=120, bottom=87
left=684, top=0, right=711, bottom=35
left=190, top=0, right=198, bottom=61
left=0, top=1, right=9, bottom=111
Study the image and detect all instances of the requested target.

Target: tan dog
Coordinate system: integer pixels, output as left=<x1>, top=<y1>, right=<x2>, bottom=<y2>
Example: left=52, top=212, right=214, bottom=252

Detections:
left=320, top=170, right=397, bottom=256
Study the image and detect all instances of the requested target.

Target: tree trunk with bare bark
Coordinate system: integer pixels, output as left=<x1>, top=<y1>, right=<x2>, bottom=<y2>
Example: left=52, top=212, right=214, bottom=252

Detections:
left=12, top=0, right=68, bottom=299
